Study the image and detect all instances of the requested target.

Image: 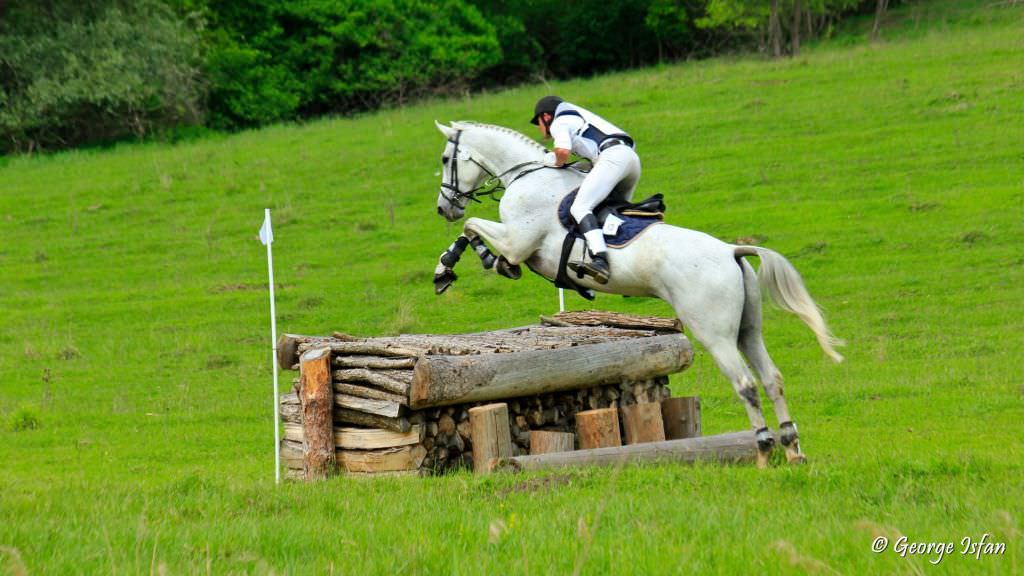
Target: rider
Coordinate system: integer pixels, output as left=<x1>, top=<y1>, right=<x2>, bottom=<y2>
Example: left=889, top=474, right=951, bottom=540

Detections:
left=531, top=95, right=640, bottom=285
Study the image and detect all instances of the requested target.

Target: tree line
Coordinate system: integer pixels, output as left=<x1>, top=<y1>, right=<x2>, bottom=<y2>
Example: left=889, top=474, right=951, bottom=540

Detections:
left=0, top=0, right=895, bottom=154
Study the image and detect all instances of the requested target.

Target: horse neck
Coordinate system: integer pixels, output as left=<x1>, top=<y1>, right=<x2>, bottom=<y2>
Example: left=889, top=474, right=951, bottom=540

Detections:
left=463, top=126, right=545, bottom=177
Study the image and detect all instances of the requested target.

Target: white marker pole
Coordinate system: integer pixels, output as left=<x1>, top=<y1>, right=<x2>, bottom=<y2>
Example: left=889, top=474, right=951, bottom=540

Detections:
left=559, top=287, right=565, bottom=313
left=259, top=209, right=280, bottom=485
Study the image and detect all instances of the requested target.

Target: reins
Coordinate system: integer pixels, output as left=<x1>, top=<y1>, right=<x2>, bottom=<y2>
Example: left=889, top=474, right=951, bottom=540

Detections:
left=442, top=130, right=580, bottom=207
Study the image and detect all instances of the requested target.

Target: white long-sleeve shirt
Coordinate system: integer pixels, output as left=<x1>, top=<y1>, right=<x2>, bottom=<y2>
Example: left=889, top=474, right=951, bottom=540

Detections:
left=549, top=102, right=631, bottom=161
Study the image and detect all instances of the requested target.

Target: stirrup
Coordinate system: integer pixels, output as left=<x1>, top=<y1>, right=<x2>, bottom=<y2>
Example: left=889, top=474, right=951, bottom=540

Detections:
left=568, top=254, right=610, bottom=285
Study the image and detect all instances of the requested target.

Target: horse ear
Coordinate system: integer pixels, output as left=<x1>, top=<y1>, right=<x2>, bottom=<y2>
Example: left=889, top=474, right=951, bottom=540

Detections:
left=434, top=120, right=456, bottom=139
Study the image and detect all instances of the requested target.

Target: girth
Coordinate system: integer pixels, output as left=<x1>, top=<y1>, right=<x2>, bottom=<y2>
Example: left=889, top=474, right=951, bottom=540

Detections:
left=550, top=190, right=666, bottom=299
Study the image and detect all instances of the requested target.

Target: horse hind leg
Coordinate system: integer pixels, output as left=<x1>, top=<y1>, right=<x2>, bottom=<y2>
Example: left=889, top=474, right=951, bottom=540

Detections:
left=698, top=332, right=776, bottom=469
left=468, top=236, right=521, bottom=279
left=717, top=344, right=777, bottom=468
left=463, top=220, right=524, bottom=280
left=669, top=267, right=775, bottom=468
left=737, top=258, right=805, bottom=464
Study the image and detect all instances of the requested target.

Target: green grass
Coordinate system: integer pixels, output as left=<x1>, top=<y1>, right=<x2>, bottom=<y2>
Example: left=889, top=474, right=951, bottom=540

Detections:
left=2, top=1, right=1023, bottom=573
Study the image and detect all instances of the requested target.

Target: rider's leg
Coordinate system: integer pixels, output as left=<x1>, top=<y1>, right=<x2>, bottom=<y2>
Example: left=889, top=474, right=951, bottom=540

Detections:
left=610, top=148, right=641, bottom=204
left=568, top=149, right=635, bottom=283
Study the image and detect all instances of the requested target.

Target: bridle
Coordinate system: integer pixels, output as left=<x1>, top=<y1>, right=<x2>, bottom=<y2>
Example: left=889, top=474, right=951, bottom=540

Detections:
left=440, top=130, right=553, bottom=209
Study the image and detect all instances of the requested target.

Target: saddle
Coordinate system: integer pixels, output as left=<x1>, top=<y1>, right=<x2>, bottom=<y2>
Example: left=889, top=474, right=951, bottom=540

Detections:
left=551, top=189, right=666, bottom=299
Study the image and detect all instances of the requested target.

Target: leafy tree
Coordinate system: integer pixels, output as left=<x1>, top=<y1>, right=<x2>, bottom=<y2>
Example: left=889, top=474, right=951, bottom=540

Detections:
left=645, top=0, right=706, bottom=60
left=0, top=0, right=204, bottom=152
left=200, top=0, right=502, bottom=129
left=695, top=0, right=881, bottom=58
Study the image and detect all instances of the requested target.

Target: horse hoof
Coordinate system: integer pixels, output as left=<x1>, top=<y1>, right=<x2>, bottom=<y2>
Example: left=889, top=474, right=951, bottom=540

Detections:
left=433, top=270, right=457, bottom=294
left=496, top=257, right=521, bottom=280
left=786, top=452, right=807, bottom=465
left=756, top=451, right=772, bottom=469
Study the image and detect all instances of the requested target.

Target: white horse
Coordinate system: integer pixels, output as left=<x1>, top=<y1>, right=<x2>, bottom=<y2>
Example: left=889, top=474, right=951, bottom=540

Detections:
left=432, top=121, right=843, bottom=466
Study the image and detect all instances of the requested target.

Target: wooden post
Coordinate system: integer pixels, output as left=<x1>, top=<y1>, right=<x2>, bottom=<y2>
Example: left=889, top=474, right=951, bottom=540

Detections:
left=468, top=403, right=513, bottom=474
left=300, top=348, right=336, bottom=480
left=620, top=402, right=666, bottom=445
left=576, top=408, right=621, bottom=449
left=529, top=431, right=575, bottom=455
left=662, top=397, right=701, bottom=439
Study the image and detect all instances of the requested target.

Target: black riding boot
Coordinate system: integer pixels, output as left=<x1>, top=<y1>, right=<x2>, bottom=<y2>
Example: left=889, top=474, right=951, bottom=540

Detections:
left=574, top=251, right=610, bottom=284
left=568, top=214, right=611, bottom=284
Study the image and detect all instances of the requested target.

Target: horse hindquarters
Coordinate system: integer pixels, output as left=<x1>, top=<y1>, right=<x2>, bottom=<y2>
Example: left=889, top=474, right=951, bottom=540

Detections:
left=651, top=232, right=776, bottom=466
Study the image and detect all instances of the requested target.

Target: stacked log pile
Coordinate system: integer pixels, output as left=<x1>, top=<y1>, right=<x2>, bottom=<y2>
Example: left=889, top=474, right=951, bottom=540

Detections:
left=278, top=311, right=688, bottom=479
left=415, top=378, right=672, bottom=473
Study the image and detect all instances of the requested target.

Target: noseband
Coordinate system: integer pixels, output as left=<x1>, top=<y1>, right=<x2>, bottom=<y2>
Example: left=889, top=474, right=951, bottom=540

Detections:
left=441, top=130, right=550, bottom=209
left=440, top=130, right=494, bottom=208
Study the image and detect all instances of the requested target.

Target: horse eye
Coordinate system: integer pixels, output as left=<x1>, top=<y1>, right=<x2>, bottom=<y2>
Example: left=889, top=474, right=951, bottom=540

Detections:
left=442, top=156, right=449, bottom=165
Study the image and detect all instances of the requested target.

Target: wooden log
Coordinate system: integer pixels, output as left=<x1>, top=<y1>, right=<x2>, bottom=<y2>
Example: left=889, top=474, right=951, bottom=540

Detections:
left=438, top=414, right=456, bottom=436
left=277, top=334, right=303, bottom=372
left=526, top=408, right=544, bottom=427
left=468, top=403, right=513, bottom=474
left=334, top=394, right=402, bottom=418
left=319, top=342, right=425, bottom=357
left=576, top=408, right=622, bottom=450
left=411, top=334, right=693, bottom=408
left=286, top=325, right=670, bottom=369
left=300, top=348, right=336, bottom=480
left=339, top=445, right=427, bottom=473
left=335, top=408, right=410, bottom=433
left=345, top=470, right=422, bottom=479
left=284, top=422, right=422, bottom=449
left=279, top=393, right=301, bottom=423
left=333, top=369, right=411, bottom=396
left=540, top=311, right=683, bottom=333
left=500, top=431, right=760, bottom=472
left=333, top=355, right=417, bottom=369
left=620, top=402, right=666, bottom=445
left=449, top=428, right=465, bottom=453
left=529, top=431, right=575, bottom=455
left=280, top=438, right=303, bottom=467
left=334, top=383, right=407, bottom=406
left=662, top=397, right=701, bottom=439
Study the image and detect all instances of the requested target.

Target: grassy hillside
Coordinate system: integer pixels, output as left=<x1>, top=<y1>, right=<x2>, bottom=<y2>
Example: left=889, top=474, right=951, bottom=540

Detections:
left=1, top=1, right=1022, bottom=573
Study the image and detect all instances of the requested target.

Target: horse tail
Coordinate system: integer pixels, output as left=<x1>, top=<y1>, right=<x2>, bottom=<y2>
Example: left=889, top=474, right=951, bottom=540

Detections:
left=734, top=246, right=845, bottom=363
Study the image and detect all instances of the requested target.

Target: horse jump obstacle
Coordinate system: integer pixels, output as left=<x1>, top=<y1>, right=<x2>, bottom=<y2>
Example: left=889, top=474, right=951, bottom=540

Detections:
left=278, top=311, right=755, bottom=480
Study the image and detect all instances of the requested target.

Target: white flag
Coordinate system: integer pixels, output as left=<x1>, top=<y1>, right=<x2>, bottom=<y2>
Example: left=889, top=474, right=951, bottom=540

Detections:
left=259, top=210, right=274, bottom=245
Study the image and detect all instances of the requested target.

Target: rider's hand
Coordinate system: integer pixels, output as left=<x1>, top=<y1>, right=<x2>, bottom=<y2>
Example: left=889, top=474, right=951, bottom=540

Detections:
left=543, top=151, right=558, bottom=166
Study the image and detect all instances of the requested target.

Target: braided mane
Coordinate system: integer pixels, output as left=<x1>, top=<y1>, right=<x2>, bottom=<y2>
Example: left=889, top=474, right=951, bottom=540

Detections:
left=451, top=121, right=547, bottom=155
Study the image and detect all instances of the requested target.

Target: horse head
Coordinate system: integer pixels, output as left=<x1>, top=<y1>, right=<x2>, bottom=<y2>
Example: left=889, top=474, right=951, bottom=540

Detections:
left=434, top=121, right=494, bottom=222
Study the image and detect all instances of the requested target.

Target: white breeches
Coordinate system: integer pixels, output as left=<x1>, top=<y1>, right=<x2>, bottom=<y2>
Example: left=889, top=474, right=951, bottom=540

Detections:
left=569, top=145, right=641, bottom=223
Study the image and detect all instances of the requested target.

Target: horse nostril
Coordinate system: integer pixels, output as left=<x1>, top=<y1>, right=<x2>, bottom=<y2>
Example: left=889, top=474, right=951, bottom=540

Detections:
left=437, top=206, right=444, bottom=216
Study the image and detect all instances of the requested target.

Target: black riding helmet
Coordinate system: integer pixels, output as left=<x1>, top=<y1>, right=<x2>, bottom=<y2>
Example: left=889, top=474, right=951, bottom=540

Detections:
left=530, top=95, right=563, bottom=125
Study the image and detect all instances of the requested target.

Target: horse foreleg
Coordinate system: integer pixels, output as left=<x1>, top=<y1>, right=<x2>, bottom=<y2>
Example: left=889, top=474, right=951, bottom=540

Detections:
left=434, top=235, right=470, bottom=294
left=464, top=217, right=535, bottom=280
